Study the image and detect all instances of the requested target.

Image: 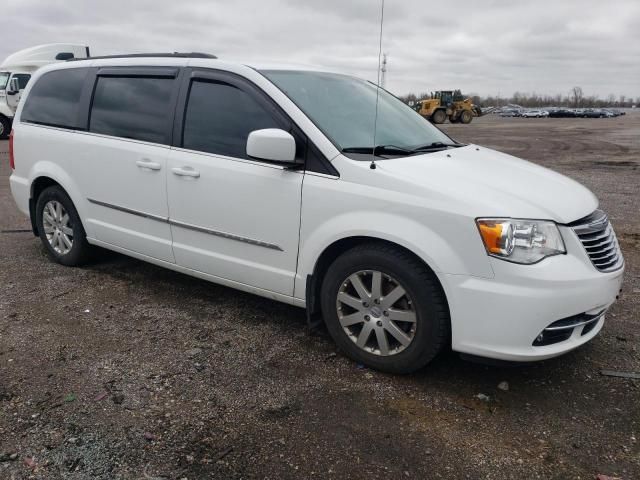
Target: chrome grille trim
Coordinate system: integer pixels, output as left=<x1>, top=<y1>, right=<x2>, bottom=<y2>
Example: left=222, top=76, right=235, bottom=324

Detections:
left=571, top=210, right=623, bottom=272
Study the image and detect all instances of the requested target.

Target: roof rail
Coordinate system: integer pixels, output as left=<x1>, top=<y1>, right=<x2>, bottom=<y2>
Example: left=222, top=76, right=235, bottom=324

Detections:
left=68, top=52, right=217, bottom=61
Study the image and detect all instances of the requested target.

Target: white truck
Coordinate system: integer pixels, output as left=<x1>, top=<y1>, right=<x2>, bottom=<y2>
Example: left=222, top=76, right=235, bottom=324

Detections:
left=0, top=44, right=90, bottom=138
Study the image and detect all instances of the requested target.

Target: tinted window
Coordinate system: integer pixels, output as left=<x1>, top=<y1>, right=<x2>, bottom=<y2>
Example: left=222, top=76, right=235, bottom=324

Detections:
left=21, top=69, right=88, bottom=129
left=0, top=72, right=9, bottom=90
left=183, top=80, right=281, bottom=158
left=90, top=76, right=175, bottom=144
left=13, top=74, right=31, bottom=89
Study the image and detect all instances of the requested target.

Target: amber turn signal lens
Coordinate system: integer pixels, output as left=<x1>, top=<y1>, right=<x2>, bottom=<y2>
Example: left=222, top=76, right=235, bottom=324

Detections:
left=478, top=222, right=504, bottom=254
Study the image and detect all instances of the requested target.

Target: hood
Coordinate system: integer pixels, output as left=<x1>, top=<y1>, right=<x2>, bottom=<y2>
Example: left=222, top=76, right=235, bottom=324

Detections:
left=376, top=145, right=597, bottom=224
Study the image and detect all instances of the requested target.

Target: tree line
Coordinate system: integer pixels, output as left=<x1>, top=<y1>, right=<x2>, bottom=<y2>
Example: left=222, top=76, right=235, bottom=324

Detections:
left=398, top=87, right=638, bottom=108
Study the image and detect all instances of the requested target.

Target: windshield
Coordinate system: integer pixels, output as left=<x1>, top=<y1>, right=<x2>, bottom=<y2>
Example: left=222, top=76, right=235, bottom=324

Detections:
left=261, top=70, right=455, bottom=157
left=0, top=72, right=9, bottom=90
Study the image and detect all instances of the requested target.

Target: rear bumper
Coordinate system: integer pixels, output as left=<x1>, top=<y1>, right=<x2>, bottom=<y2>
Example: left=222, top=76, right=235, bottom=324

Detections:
left=9, top=173, right=30, bottom=217
left=443, top=239, right=624, bottom=362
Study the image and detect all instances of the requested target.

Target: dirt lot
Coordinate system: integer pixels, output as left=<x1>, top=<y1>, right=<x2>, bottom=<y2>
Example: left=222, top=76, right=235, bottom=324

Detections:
left=1, top=113, right=638, bottom=480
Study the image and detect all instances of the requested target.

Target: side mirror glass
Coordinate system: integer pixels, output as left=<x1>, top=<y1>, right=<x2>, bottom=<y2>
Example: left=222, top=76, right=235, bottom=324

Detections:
left=246, top=128, right=297, bottom=163
left=7, top=77, right=20, bottom=94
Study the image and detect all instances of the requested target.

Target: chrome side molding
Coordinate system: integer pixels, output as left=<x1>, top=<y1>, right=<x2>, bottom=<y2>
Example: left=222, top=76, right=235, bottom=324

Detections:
left=87, top=198, right=283, bottom=251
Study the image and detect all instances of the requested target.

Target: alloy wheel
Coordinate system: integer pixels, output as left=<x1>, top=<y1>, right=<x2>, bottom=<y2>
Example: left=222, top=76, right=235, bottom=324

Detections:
left=42, top=200, right=74, bottom=255
left=336, top=270, right=417, bottom=356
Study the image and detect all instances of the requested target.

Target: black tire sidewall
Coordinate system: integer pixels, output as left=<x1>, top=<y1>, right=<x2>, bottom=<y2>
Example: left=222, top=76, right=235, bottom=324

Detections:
left=321, top=246, right=447, bottom=374
left=35, top=186, right=90, bottom=266
left=432, top=110, right=447, bottom=124
left=0, top=116, right=9, bottom=140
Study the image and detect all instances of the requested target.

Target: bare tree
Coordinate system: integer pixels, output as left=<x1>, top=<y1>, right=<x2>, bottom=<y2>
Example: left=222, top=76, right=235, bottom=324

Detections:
left=398, top=87, right=634, bottom=109
left=571, top=86, right=584, bottom=107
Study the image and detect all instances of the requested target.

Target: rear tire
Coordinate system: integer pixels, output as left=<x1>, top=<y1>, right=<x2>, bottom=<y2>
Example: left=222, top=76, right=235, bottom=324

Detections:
left=320, top=243, right=450, bottom=374
left=0, top=116, right=10, bottom=140
left=431, top=109, right=447, bottom=124
left=460, top=110, right=473, bottom=124
left=35, top=186, right=93, bottom=266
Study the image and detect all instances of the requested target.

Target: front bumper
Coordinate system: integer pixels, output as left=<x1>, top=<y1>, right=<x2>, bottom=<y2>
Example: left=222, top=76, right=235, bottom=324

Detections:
left=443, top=226, right=624, bottom=362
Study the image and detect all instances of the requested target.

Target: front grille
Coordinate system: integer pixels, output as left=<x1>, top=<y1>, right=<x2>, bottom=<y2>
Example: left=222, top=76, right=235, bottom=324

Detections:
left=570, top=210, right=623, bottom=272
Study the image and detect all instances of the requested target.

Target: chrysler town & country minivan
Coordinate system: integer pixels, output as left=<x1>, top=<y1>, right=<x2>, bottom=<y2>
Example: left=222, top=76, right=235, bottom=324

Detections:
left=8, top=53, right=624, bottom=373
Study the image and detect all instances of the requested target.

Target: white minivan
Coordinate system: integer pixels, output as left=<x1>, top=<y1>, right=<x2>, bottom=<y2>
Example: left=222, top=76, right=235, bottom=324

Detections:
left=8, top=53, right=624, bottom=373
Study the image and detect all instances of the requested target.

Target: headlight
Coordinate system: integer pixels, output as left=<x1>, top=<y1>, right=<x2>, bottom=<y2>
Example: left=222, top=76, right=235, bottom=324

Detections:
left=476, top=218, right=566, bottom=264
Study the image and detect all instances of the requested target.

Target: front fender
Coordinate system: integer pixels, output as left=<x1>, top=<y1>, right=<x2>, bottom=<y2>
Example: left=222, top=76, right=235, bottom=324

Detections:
left=296, top=210, right=494, bottom=299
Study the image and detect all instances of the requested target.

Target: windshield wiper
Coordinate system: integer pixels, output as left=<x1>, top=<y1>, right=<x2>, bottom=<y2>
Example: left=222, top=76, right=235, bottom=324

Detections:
left=341, top=144, right=415, bottom=156
left=342, top=142, right=465, bottom=157
left=412, top=141, right=465, bottom=151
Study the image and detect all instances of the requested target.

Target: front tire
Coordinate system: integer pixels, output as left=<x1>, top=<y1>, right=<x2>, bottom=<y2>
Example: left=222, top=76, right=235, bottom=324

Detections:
left=320, top=243, right=449, bottom=374
left=35, top=186, right=93, bottom=266
left=0, top=116, right=10, bottom=140
left=460, top=110, right=473, bottom=124
left=431, top=109, right=447, bottom=124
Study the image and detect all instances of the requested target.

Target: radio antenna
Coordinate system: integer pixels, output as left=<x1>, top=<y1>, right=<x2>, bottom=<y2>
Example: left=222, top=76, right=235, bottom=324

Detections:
left=370, top=0, right=385, bottom=170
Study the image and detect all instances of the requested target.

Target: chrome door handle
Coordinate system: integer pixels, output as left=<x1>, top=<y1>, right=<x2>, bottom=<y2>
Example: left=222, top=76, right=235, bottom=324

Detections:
left=136, top=159, right=162, bottom=171
left=171, top=167, right=200, bottom=178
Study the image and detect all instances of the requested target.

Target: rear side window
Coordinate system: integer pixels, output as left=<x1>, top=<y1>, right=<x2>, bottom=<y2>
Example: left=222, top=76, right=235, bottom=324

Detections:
left=182, top=80, right=282, bottom=158
left=21, top=69, right=88, bottom=129
left=90, top=76, right=175, bottom=144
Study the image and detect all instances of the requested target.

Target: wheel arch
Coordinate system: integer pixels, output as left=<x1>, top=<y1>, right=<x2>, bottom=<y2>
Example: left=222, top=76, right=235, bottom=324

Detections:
left=28, top=169, right=86, bottom=237
left=29, top=176, right=64, bottom=235
left=304, top=236, right=451, bottom=330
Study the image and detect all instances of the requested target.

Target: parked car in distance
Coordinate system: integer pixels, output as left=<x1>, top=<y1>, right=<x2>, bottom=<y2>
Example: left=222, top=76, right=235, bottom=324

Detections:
left=582, top=108, right=609, bottom=118
left=521, top=109, right=549, bottom=118
left=548, top=108, right=577, bottom=118
left=8, top=54, right=624, bottom=373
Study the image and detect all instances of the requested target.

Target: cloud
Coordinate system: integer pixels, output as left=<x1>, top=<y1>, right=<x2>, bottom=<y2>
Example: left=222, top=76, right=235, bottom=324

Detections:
left=0, top=0, right=638, bottom=98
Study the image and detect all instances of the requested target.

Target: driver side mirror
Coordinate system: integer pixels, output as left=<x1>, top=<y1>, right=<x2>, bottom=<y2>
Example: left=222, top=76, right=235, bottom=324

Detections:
left=246, top=128, right=297, bottom=164
left=7, top=77, right=20, bottom=95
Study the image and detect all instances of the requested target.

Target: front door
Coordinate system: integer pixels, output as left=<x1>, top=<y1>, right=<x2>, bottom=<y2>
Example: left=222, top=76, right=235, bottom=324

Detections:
left=167, top=70, right=304, bottom=296
left=6, top=73, right=31, bottom=112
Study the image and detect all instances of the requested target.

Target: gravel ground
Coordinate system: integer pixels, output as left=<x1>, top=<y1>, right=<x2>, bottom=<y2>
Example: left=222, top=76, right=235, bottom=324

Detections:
left=0, top=113, right=638, bottom=479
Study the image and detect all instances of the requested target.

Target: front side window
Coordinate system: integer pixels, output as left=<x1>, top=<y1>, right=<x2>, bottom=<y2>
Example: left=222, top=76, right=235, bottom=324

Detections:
left=182, top=79, right=282, bottom=159
left=261, top=70, right=454, bottom=157
left=0, top=72, right=9, bottom=90
left=12, top=73, right=31, bottom=90
left=21, top=68, right=88, bottom=129
left=90, top=76, right=175, bottom=144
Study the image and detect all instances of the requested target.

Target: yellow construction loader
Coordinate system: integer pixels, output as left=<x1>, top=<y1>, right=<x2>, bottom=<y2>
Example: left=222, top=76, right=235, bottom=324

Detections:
left=413, top=90, right=483, bottom=124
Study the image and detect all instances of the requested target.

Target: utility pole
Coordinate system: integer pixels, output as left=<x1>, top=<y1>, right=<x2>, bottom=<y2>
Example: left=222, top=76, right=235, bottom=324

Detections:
left=380, top=53, right=387, bottom=88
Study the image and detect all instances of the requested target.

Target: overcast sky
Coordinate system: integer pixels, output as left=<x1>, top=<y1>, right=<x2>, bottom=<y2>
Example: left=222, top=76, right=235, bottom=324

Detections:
left=2, top=0, right=639, bottom=99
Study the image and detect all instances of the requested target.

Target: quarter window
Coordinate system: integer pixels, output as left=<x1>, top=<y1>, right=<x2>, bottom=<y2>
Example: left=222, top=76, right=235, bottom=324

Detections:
left=21, top=68, right=88, bottom=129
left=90, top=76, right=175, bottom=144
left=182, top=79, right=282, bottom=159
